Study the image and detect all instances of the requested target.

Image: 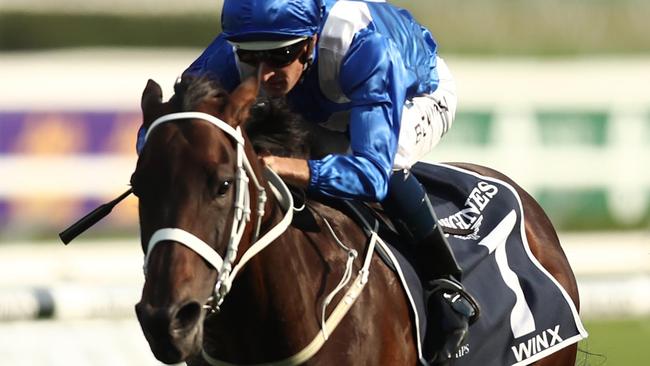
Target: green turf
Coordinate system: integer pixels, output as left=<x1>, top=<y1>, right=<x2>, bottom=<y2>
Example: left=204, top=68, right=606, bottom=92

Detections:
left=577, top=317, right=650, bottom=365
left=2, top=0, right=650, bottom=54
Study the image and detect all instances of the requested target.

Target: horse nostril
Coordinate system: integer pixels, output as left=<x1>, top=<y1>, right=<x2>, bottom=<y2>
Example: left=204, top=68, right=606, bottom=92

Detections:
left=172, top=301, right=202, bottom=333
left=135, top=302, right=145, bottom=321
left=135, top=302, right=153, bottom=328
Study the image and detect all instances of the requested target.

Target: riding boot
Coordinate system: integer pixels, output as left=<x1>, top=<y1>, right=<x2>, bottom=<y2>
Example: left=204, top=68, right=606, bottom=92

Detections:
left=417, top=227, right=480, bottom=365
left=382, top=169, right=480, bottom=365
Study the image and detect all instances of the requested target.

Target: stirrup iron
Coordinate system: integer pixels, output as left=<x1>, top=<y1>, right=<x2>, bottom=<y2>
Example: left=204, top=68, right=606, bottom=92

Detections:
left=429, top=278, right=481, bottom=324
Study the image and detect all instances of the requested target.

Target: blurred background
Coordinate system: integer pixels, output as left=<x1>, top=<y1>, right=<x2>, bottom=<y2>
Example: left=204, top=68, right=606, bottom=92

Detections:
left=1, top=0, right=648, bottom=364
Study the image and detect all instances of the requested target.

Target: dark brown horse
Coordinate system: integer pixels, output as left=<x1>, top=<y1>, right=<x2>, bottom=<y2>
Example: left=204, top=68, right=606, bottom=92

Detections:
left=132, top=75, right=580, bottom=366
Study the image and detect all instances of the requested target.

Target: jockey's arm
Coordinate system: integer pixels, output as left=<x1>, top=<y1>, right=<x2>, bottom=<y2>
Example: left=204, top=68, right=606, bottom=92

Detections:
left=300, top=33, right=407, bottom=202
left=261, top=155, right=310, bottom=190
left=265, top=33, right=409, bottom=202
left=183, top=35, right=245, bottom=93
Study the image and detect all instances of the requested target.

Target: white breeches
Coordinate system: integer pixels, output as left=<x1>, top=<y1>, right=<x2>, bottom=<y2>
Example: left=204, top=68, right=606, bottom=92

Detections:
left=393, top=56, right=457, bottom=169
left=313, top=57, right=457, bottom=168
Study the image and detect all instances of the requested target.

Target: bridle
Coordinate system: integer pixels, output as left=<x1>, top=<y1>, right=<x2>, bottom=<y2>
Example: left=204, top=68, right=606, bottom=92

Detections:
left=141, top=111, right=294, bottom=312
left=139, top=111, right=380, bottom=366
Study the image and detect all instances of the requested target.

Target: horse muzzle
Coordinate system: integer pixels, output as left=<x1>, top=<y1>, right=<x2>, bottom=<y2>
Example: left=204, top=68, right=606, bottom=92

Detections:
left=135, top=300, right=205, bottom=364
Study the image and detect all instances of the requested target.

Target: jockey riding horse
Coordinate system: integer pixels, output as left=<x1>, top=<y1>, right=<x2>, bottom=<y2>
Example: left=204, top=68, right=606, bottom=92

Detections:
left=135, top=1, right=479, bottom=363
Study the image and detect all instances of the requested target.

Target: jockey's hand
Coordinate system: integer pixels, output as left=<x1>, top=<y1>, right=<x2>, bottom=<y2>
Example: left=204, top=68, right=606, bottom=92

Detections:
left=261, top=155, right=310, bottom=190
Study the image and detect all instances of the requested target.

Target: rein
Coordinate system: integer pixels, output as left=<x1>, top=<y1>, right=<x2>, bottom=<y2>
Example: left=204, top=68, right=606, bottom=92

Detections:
left=141, top=111, right=379, bottom=366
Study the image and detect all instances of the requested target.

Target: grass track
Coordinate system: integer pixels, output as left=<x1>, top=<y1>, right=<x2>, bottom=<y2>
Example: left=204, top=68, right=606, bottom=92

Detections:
left=578, top=317, right=650, bottom=365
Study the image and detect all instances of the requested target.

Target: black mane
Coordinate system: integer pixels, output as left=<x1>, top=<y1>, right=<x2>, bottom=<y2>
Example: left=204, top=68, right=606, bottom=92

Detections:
left=173, top=74, right=227, bottom=112
left=246, top=98, right=312, bottom=158
left=173, top=75, right=312, bottom=159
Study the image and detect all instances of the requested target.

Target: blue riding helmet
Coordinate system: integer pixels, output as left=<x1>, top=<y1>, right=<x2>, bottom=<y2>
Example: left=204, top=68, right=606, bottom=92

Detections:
left=221, top=0, right=322, bottom=43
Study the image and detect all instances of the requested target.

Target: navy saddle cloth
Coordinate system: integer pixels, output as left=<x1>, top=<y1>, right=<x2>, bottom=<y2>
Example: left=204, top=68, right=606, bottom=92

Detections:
left=381, top=162, right=588, bottom=366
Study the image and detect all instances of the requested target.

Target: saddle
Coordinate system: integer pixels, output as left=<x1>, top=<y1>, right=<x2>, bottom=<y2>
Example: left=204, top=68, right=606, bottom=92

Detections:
left=290, top=162, right=587, bottom=366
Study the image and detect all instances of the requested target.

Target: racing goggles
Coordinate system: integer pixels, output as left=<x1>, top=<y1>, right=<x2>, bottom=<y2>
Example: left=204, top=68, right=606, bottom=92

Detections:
left=236, top=39, right=309, bottom=68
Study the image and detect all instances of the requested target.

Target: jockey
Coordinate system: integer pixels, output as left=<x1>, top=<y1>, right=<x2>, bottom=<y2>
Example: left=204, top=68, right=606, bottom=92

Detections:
left=168, top=0, right=480, bottom=363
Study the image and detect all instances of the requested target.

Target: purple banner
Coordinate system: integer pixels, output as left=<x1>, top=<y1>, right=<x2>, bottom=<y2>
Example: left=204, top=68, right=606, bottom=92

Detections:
left=0, top=111, right=141, bottom=155
left=0, top=110, right=142, bottom=240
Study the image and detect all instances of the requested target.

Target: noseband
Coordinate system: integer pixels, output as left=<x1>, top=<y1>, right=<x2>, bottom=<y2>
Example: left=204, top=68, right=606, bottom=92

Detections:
left=140, top=111, right=294, bottom=312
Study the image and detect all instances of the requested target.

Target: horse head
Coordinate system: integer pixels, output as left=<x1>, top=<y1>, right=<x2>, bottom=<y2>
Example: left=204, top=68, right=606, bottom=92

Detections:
left=133, top=75, right=261, bottom=364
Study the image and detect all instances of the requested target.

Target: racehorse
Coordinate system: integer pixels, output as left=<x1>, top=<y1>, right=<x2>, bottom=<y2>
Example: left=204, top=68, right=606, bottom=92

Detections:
left=133, top=75, right=580, bottom=366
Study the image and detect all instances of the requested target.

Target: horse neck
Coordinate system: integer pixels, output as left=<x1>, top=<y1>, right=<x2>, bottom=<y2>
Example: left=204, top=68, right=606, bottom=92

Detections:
left=205, top=188, right=323, bottom=357
left=226, top=142, right=301, bottom=305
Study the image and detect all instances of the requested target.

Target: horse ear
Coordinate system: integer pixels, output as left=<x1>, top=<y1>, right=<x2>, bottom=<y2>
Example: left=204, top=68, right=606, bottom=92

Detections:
left=141, top=79, right=163, bottom=126
left=224, top=74, right=260, bottom=127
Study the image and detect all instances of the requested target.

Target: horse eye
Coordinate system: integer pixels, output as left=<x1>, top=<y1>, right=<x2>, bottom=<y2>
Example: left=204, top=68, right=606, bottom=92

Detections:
left=216, top=180, right=232, bottom=196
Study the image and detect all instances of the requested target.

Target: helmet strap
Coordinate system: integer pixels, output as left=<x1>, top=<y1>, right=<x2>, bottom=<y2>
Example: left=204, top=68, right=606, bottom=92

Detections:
left=298, top=36, right=317, bottom=83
